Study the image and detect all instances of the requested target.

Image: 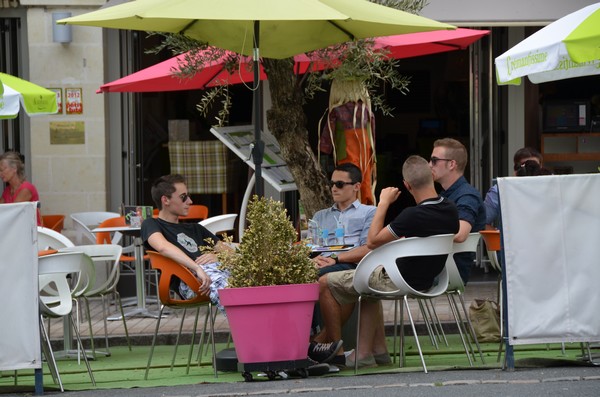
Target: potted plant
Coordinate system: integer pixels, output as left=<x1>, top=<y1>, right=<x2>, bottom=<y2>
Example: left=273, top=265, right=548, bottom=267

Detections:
left=212, top=196, right=318, bottom=376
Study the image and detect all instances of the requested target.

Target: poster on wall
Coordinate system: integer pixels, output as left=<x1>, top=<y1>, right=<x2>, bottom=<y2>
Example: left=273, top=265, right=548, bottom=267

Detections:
left=48, top=88, right=63, bottom=114
left=65, top=88, right=83, bottom=114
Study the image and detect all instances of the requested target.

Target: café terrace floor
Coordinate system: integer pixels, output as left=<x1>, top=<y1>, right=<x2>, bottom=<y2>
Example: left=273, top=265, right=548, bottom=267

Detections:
left=46, top=265, right=500, bottom=346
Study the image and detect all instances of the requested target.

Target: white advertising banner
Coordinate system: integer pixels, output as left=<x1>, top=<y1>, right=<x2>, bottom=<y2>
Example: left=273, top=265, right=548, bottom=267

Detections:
left=498, top=173, right=600, bottom=345
left=0, top=202, right=41, bottom=370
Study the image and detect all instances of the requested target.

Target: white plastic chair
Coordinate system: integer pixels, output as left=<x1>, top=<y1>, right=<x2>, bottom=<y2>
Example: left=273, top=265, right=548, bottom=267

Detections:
left=38, top=252, right=96, bottom=391
left=70, top=211, right=120, bottom=245
left=200, top=214, right=238, bottom=239
left=352, top=234, right=455, bottom=374
left=37, top=226, right=75, bottom=250
left=60, top=244, right=131, bottom=356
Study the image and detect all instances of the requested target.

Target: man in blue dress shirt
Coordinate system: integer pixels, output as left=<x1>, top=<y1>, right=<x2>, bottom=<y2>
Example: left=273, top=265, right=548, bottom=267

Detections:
left=429, top=138, right=486, bottom=284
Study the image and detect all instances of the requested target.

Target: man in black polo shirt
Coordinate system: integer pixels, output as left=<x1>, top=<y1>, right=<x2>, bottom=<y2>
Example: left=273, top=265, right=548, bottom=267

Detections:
left=309, top=155, right=459, bottom=368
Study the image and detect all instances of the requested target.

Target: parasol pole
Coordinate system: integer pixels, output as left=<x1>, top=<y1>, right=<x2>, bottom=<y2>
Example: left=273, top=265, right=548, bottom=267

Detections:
left=251, top=20, right=265, bottom=197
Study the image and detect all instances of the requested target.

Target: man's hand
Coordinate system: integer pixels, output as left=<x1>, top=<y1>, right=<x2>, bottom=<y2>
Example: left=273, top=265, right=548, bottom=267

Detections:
left=379, top=187, right=401, bottom=206
left=195, top=252, right=218, bottom=265
left=312, top=255, right=335, bottom=269
left=194, top=266, right=212, bottom=296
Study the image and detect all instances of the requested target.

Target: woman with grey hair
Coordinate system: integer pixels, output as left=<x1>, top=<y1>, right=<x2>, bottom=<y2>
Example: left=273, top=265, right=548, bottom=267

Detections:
left=0, top=151, right=41, bottom=224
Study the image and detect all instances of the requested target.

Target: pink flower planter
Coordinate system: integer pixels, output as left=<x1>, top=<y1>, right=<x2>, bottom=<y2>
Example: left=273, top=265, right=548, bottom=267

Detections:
left=219, top=283, right=319, bottom=364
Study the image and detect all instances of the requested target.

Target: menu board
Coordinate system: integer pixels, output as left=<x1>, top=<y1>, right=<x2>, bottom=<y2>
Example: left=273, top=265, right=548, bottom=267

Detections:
left=210, top=125, right=297, bottom=192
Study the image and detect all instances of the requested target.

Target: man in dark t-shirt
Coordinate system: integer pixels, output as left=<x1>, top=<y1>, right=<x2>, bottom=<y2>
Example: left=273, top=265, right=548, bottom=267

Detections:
left=310, top=155, right=459, bottom=368
left=141, top=174, right=232, bottom=312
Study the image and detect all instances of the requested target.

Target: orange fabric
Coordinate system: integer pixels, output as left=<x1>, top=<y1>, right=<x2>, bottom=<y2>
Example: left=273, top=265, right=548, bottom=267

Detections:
left=337, top=128, right=375, bottom=206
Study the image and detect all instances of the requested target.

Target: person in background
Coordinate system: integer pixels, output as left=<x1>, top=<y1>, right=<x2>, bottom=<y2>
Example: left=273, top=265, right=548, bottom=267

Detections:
left=515, top=159, right=552, bottom=177
left=484, top=147, right=543, bottom=228
left=429, top=138, right=486, bottom=284
left=310, top=156, right=459, bottom=368
left=0, top=151, right=41, bottom=225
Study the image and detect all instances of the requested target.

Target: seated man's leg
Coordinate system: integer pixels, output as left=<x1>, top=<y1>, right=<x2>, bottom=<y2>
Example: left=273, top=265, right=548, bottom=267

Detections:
left=346, top=266, right=394, bottom=367
left=309, top=270, right=357, bottom=364
left=312, top=263, right=357, bottom=333
left=347, top=300, right=389, bottom=365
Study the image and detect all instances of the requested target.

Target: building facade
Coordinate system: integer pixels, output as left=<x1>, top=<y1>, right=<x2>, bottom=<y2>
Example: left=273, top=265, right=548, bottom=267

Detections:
left=1, top=0, right=598, bottom=228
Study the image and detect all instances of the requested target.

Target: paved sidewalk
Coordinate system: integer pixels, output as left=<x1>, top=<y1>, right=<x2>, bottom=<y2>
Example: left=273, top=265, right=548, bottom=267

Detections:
left=56, top=366, right=600, bottom=397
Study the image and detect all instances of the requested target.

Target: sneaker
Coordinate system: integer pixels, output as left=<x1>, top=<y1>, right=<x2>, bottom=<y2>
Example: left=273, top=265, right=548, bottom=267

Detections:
left=308, top=340, right=343, bottom=363
left=329, top=354, right=346, bottom=369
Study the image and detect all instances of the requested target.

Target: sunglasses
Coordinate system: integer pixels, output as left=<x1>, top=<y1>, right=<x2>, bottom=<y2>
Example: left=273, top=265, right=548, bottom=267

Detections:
left=178, top=193, right=191, bottom=202
left=330, top=180, right=356, bottom=189
left=430, top=156, right=453, bottom=166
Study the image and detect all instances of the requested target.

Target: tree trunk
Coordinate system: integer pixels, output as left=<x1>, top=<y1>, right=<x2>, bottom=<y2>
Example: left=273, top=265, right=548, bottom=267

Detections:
left=263, top=58, right=331, bottom=219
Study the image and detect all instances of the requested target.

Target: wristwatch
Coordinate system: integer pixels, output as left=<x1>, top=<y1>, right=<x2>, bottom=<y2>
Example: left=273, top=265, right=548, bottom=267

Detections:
left=330, top=253, right=339, bottom=264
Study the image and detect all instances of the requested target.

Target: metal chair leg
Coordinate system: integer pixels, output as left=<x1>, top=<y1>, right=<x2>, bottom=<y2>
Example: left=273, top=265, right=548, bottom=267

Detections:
left=169, top=308, right=188, bottom=371
left=69, top=314, right=96, bottom=386
left=404, top=296, right=427, bottom=373
left=457, top=293, right=485, bottom=364
left=447, top=293, right=474, bottom=366
left=39, top=316, right=63, bottom=392
left=185, top=308, right=201, bottom=374
left=354, top=297, right=362, bottom=374
left=145, top=305, right=166, bottom=380
left=417, top=299, right=438, bottom=348
left=425, top=298, right=449, bottom=346
left=114, top=291, right=132, bottom=351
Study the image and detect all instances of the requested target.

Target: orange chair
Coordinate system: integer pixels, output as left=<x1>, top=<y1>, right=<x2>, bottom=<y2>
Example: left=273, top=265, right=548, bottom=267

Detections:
left=152, top=204, right=208, bottom=222
left=41, top=214, right=65, bottom=233
left=96, top=216, right=154, bottom=293
left=179, top=204, right=209, bottom=222
left=480, top=229, right=501, bottom=253
left=145, top=251, right=216, bottom=379
left=95, top=216, right=137, bottom=262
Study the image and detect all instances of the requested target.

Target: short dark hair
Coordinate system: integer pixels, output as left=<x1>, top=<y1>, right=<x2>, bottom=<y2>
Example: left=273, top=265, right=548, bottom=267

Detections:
left=334, top=163, right=362, bottom=183
left=151, top=174, right=187, bottom=210
left=402, top=155, right=433, bottom=189
left=513, top=147, right=542, bottom=170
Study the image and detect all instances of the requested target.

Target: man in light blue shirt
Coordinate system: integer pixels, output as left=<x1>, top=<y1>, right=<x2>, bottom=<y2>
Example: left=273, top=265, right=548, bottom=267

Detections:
left=311, top=163, right=376, bottom=277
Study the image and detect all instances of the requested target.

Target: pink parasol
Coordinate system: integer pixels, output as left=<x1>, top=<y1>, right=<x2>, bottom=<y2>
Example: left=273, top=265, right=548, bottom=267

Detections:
left=98, top=28, right=489, bottom=93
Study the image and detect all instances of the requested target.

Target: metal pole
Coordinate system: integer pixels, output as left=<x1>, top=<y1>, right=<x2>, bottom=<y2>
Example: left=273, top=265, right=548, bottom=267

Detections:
left=252, top=20, right=264, bottom=197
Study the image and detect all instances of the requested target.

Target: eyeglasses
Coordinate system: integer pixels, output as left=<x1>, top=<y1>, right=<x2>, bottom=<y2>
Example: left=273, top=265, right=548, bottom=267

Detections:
left=178, top=193, right=191, bottom=202
left=430, top=156, right=453, bottom=166
left=330, top=180, right=356, bottom=189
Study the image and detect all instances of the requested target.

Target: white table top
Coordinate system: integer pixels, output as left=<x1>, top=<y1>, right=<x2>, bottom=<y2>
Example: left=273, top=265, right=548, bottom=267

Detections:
left=91, top=225, right=140, bottom=233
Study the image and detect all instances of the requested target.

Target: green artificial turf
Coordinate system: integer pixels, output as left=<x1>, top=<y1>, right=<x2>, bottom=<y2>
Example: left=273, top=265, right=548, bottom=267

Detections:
left=0, top=335, right=593, bottom=393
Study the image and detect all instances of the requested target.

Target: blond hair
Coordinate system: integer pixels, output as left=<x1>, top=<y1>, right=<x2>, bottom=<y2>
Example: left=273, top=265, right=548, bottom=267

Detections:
left=0, top=151, right=26, bottom=181
left=433, top=138, right=468, bottom=172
